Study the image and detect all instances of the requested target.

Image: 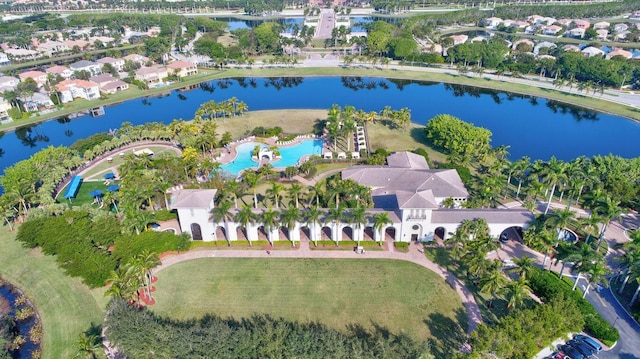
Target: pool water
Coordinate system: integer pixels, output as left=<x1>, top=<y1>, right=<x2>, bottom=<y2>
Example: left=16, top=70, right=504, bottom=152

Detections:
left=221, top=139, right=323, bottom=175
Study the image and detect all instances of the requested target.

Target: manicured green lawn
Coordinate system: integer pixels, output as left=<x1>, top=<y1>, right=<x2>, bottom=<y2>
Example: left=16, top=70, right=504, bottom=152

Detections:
left=152, top=258, right=467, bottom=354
left=0, top=228, right=107, bottom=359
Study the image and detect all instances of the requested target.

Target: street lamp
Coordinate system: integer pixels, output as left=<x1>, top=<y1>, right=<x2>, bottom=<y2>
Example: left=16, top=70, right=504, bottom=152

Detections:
left=613, top=316, right=620, bottom=327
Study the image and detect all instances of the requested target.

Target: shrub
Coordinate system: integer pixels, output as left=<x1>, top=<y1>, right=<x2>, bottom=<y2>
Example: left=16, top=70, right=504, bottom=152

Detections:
left=394, top=242, right=409, bottom=249
left=69, top=132, right=112, bottom=155
left=152, top=209, right=177, bottom=222
left=528, top=268, right=619, bottom=345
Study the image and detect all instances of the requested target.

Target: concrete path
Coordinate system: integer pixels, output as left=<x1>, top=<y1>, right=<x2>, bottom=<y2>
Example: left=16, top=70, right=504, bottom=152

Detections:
left=157, top=239, right=482, bottom=334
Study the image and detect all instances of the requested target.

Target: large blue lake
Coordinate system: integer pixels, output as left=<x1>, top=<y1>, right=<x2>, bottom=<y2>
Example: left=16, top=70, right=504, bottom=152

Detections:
left=2, top=76, right=640, bottom=172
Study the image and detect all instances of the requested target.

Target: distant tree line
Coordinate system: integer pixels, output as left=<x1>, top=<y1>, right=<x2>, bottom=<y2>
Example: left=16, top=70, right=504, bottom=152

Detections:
left=105, top=299, right=432, bottom=359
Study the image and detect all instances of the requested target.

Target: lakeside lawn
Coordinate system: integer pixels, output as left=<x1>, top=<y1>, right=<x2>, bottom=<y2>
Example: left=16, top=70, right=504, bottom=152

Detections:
left=151, top=258, right=468, bottom=356
left=0, top=229, right=107, bottom=359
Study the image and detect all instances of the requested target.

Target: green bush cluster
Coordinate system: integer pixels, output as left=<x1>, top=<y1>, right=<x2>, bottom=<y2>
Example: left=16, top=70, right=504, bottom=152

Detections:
left=151, top=209, right=177, bottom=222
left=16, top=210, right=189, bottom=288
left=251, top=126, right=283, bottom=138
left=105, top=299, right=429, bottom=359
left=394, top=242, right=409, bottom=249
left=528, top=268, right=619, bottom=346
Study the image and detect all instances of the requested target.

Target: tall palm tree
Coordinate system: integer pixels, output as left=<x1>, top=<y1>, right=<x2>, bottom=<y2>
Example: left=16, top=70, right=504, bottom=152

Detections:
left=304, top=206, right=323, bottom=246
left=280, top=207, right=301, bottom=246
left=617, top=244, right=640, bottom=294
left=287, top=183, right=304, bottom=208
left=570, top=245, right=600, bottom=291
left=243, top=171, right=261, bottom=209
left=580, top=259, right=609, bottom=298
left=594, top=196, right=623, bottom=245
left=210, top=201, right=234, bottom=245
left=236, top=204, right=256, bottom=246
left=480, top=261, right=508, bottom=308
left=504, top=277, right=532, bottom=310
left=350, top=207, right=367, bottom=246
left=579, top=214, right=601, bottom=244
left=261, top=208, right=280, bottom=244
left=327, top=204, right=345, bottom=245
left=545, top=208, right=575, bottom=241
left=307, top=182, right=323, bottom=207
left=372, top=212, right=392, bottom=243
left=266, top=181, right=284, bottom=208
left=131, top=250, right=161, bottom=301
left=509, top=255, right=536, bottom=280
left=540, top=156, right=567, bottom=215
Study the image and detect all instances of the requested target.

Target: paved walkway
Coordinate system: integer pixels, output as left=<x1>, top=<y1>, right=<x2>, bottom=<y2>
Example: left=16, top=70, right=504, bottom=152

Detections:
left=157, top=239, right=482, bottom=334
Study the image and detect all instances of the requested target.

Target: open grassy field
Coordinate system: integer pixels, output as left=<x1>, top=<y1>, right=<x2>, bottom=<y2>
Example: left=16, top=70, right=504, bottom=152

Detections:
left=151, top=258, right=468, bottom=354
left=0, top=229, right=107, bottom=359
left=215, top=109, right=326, bottom=139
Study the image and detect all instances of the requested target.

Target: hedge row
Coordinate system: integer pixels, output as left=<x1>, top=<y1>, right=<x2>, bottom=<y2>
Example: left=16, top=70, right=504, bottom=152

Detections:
left=528, top=268, right=619, bottom=346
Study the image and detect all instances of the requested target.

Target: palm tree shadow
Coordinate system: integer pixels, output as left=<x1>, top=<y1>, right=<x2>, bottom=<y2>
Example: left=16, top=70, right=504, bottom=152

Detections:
left=423, top=310, right=467, bottom=357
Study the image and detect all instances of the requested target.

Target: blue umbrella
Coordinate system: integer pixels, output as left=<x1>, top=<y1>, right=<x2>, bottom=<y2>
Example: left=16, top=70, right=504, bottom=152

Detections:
left=89, top=190, right=103, bottom=198
left=104, top=173, right=116, bottom=179
left=107, top=185, right=120, bottom=192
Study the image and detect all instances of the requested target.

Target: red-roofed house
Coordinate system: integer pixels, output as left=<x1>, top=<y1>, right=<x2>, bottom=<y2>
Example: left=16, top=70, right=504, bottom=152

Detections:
left=55, top=79, right=100, bottom=103
left=46, top=65, right=73, bottom=79
left=167, top=60, right=198, bottom=78
left=448, top=35, right=468, bottom=45
left=606, top=48, right=633, bottom=60
left=135, top=66, right=168, bottom=85
left=19, top=71, right=47, bottom=86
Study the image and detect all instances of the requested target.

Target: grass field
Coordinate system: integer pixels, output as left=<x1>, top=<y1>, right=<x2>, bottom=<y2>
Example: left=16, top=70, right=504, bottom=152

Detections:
left=215, top=109, right=326, bottom=140
left=0, top=229, right=107, bottom=359
left=151, top=258, right=468, bottom=355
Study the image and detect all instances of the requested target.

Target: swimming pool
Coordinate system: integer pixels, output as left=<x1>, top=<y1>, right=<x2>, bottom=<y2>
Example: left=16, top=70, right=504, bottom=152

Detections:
left=221, top=139, right=323, bottom=175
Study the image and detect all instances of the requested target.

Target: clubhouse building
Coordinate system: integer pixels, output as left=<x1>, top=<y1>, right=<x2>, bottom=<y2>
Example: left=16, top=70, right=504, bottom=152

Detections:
left=169, top=152, right=533, bottom=243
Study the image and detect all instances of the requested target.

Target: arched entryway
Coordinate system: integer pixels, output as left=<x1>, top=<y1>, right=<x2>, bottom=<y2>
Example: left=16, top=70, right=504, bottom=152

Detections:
left=321, top=226, right=332, bottom=240
left=300, top=226, right=311, bottom=241
left=342, top=226, right=353, bottom=240
left=190, top=223, right=202, bottom=240
left=364, top=226, right=374, bottom=241
left=257, top=226, right=269, bottom=240
left=385, top=227, right=396, bottom=241
left=434, top=227, right=446, bottom=242
left=236, top=226, right=248, bottom=240
left=215, top=226, right=227, bottom=241
left=409, top=223, right=422, bottom=242
left=499, top=226, right=524, bottom=243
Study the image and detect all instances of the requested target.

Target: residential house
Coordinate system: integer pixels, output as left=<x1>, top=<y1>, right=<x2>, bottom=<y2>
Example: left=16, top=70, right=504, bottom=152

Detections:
left=573, top=19, right=591, bottom=29
left=55, top=79, right=100, bottom=103
left=614, top=23, right=629, bottom=33
left=562, top=44, right=581, bottom=52
left=97, top=57, right=125, bottom=72
left=568, top=28, right=586, bottom=38
left=0, top=98, right=11, bottom=123
left=449, top=34, right=468, bottom=45
left=0, top=76, right=19, bottom=93
left=167, top=60, right=198, bottom=78
left=89, top=73, right=129, bottom=94
left=37, top=40, right=69, bottom=56
left=534, top=41, right=556, bottom=55
left=483, top=17, right=503, bottom=29
left=543, top=25, right=563, bottom=36
left=69, top=60, right=102, bottom=76
left=63, top=39, right=90, bottom=51
left=22, top=92, right=54, bottom=112
left=557, top=18, right=573, bottom=27
left=581, top=46, right=605, bottom=57
left=606, top=48, right=633, bottom=60
left=596, top=29, right=609, bottom=41
left=123, top=54, right=150, bottom=67
left=593, top=21, right=610, bottom=30
left=512, top=39, right=535, bottom=51
left=135, top=66, right=168, bottom=85
left=3, top=48, right=40, bottom=61
left=0, top=52, right=10, bottom=66
left=90, top=36, right=116, bottom=47
left=46, top=65, right=73, bottom=79
left=19, top=70, right=48, bottom=87
left=630, top=11, right=640, bottom=20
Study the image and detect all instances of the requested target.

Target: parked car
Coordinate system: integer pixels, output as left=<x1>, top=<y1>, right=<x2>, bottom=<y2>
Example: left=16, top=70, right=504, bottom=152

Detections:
left=561, top=344, right=586, bottom=359
left=568, top=339, right=596, bottom=357
left=574, top=334, right=603, bottom=353
left=548, top=352, right=567, bottom=359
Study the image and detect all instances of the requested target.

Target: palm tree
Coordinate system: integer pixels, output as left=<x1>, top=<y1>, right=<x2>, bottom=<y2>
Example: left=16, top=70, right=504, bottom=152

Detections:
left=287, top=183, right=304, bottom=208
left=236, top=204, right=256, bottom=246
left=480, top=261, right=508, bottom=308
left=540, top=156, right=567, bottom=215
left=580, top=259, right=609, bottom=298
left=266, top=181, right=285, bottom=208
left=131, top=250, right=161, bottom=302
left=510, top=255, right=536, bottom=280
left=243, top=171, right=261, bottom=209
left=594, top=196, right=623, bottom=245
left=372, top=212, right=392, bottom=243
left=327, top=205, right=345, bottom=245
left=570, top=245, right=600, bottom=291
left=280, top=207, right=301, bottom=246
left=617, top=244, right=640, bottom=294
left=210, top=201, right=234, bottom=245
left=579, top=214, right=601, bottom=244
left=350, top=207, right=367, bottom=246
left=307, top=182, right=323, bottom=207
left=304, top=206, right=323, bottom=246
left=74, top=333, right=102, bottom=359
left=545, top=208, right=575, bottom=241
left=504, top=278, right=532, bottom=310
left=261, top=208, right=280, bottom=244
left=630, top=277, right=640, bottom=306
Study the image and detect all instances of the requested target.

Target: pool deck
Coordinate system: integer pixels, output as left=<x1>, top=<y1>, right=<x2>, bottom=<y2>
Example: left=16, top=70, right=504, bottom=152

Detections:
left=217, top=135, right=329, bottom=169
